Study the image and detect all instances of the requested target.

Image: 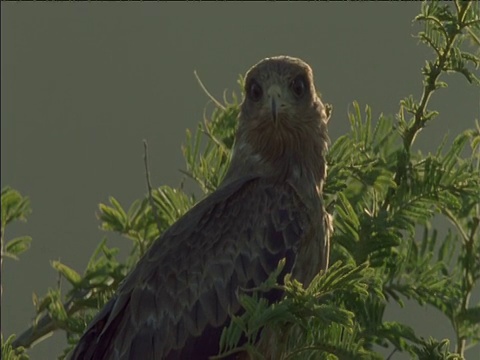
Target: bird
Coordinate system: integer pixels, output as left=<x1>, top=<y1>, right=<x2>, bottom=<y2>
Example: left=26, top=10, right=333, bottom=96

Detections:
left=69, top=55, right=331, bottom=360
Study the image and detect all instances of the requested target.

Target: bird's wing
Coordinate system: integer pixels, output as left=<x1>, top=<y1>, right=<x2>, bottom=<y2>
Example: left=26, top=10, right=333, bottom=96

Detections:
left=71, top=176, right=321, bottom=360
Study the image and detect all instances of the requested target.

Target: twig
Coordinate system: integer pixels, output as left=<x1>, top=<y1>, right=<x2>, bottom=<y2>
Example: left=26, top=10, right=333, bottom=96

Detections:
left=143, top=140, right=163, bottom=235
left=178, top=169, right=215, bottom=193
left=386, top=348, right=398, bottom=360
left=194, top=70, right=225, bottom=110
left=201, top=122, right=229, bottom=155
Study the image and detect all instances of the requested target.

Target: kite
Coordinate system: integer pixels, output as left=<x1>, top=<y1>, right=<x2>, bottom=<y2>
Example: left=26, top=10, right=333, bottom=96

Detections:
left=70, top=55, right=331, bottom=359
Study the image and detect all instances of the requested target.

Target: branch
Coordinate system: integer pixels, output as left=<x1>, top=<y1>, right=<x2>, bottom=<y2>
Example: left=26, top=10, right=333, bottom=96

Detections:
left=12, top=288, right=90, bottom=350
left=402, top=1, right=477, bottom=151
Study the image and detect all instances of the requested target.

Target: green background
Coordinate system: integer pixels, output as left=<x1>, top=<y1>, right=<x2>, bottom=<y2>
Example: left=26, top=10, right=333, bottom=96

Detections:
left=2, top=3, right=478, bottom=359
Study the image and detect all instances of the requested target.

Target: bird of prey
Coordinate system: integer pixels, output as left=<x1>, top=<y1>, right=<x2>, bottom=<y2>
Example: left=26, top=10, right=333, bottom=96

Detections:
left=70, top=56, right=331, bottom=360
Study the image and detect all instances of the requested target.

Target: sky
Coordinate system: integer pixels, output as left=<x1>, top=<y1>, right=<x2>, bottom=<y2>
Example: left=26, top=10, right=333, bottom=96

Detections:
left=2, top=3, right=478, bottom=359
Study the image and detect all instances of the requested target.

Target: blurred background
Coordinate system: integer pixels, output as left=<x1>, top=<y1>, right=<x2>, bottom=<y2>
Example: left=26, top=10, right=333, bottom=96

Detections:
left=2, top=3, right=478, bottom=359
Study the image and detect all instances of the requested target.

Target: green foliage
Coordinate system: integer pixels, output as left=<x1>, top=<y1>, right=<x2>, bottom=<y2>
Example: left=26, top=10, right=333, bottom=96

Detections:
left=3, top=1, right=480, bottom=359
left=181, top=91, right=240, bottom=193
left=217, top=261, right=384, bottom=360
left=413, top=338, right=462, bottom=360
left=1, top=187, right=32, bottom=260
left=1, top=334, right=29, bottom=360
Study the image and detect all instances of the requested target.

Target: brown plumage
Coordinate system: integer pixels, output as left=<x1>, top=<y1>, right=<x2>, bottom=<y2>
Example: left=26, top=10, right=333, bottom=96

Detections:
left=70, top=56, right=331, bottom=360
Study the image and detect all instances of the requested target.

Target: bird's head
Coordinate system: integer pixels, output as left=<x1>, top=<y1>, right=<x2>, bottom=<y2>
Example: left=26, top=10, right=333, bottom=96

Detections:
left=240, top=56, right=320, bottom=126
left=227, top=56, right=329, bottom=183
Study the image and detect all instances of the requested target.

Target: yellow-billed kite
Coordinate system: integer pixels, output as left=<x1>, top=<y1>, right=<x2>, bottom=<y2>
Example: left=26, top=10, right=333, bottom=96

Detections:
left=71, top=56, right=331, bottom=360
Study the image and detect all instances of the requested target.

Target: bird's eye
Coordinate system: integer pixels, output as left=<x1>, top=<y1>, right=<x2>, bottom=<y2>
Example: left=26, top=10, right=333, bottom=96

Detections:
left=247, top=80, right=263, bottom=102
left=290, top=75, right=307, bottom=98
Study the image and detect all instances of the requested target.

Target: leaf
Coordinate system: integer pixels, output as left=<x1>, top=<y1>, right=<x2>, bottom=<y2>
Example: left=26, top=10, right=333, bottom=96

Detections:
left=152, top=186, right=194, bottom=227
left=377, top=321, right=421, bottom=354
left=335, top=192, right=360, bottom=241
left=1, top=187, right=31, bottom=227
left=413, top=338, right=461, bottom=360
left=1, top=334, right=29, bottom=360
left=4, top=236, right=32, bottom=259
left=98, top=197, right=129, bottom=233
left=51, top=260, right=82, bottom=286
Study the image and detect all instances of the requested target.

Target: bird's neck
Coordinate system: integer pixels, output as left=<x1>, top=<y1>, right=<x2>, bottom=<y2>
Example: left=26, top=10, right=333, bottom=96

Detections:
left=224, top=117, right=328, bottom=193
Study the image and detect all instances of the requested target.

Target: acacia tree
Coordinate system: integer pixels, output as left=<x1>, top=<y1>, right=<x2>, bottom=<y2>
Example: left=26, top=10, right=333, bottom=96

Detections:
left=2, top=1, right=479, bottom=359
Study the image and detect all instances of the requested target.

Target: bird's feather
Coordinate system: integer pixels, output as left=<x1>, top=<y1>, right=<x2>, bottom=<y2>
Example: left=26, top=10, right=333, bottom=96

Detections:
left=71, top=176, right=327, bottom=359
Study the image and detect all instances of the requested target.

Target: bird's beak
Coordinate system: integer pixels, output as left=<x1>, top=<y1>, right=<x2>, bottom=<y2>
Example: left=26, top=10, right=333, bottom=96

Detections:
left=267, top=85, right=282, bottom=122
